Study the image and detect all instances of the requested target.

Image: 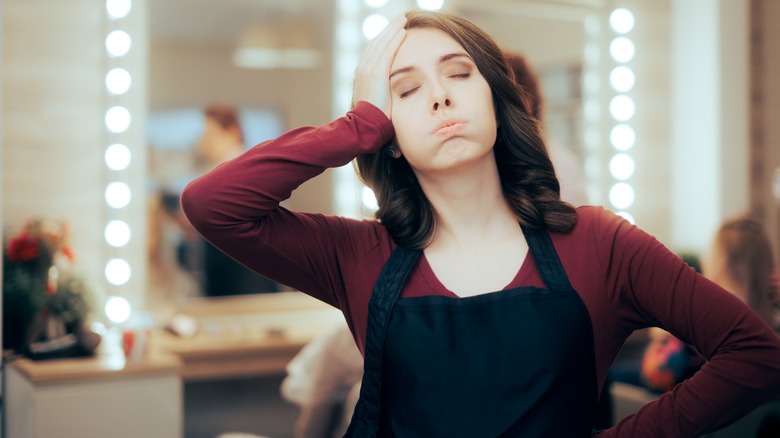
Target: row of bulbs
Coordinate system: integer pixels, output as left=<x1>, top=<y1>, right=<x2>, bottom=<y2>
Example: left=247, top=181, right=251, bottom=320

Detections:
left=103, top=0, right=135, bottom=324
left=102, top=1, right=639, bottom=318
left=605, top=8, right=637, bottom=223
left=357, top=3, right=640, bottom=218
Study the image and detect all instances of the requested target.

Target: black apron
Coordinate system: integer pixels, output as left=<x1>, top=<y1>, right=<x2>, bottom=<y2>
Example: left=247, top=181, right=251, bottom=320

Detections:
left=345, top=226, right=598, bottom=437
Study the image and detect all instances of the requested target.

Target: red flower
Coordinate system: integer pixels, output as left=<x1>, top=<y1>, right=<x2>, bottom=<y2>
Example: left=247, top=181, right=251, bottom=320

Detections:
left=61, top=245, right=75, bottom=262
left=7, top=233, right=40, bottom=263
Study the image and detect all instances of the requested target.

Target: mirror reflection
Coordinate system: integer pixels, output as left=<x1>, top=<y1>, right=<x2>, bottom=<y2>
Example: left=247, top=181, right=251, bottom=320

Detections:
left=145, top=0, right=592, bottom=304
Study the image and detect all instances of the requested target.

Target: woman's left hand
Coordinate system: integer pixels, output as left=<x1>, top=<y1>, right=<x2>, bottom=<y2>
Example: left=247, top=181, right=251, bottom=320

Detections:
left=352, top=14, right=407, bottom=119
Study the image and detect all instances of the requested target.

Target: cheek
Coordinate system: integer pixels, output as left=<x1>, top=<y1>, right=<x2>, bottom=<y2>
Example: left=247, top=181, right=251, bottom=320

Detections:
left=473, top=86, right=497, bottom=133
left=391, top=113, right=425, bottom=152
left=478, top=108, right=498, bottom=145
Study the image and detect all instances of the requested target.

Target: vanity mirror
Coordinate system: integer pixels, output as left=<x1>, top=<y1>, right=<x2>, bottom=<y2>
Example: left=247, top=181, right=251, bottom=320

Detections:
left=143, top=0, right=607, bottom=305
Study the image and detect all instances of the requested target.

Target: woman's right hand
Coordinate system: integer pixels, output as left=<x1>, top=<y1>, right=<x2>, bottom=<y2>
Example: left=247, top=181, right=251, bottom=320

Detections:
left=353, top=14, right=407, bottom=119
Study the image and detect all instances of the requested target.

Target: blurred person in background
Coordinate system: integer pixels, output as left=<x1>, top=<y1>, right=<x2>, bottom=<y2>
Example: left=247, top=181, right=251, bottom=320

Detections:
left=195, top=104, right=282, bottom=296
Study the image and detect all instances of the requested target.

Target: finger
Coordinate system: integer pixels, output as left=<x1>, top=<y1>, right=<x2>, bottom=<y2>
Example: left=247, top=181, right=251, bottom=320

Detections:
left=371, top=14, right=407, bottom=51
left=361, top=14, right=407, bottom=66
left=352, top=14, right=407, bottom=114
left=384, top=21, right=408, bottom=66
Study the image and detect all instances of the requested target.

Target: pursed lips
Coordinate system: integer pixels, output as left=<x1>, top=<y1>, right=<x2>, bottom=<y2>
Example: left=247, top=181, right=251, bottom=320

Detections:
left=432, top=119, right=466, bottom=136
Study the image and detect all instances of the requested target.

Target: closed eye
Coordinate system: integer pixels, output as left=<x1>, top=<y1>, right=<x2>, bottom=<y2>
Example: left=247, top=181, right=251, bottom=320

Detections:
left=400, top=87, right=420, bottom=98
left=449, top=73, right=470, bottom=79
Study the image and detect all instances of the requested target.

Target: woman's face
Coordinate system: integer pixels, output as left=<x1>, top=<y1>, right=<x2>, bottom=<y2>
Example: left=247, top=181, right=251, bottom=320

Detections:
left=389, top=27, right=497, bottom=176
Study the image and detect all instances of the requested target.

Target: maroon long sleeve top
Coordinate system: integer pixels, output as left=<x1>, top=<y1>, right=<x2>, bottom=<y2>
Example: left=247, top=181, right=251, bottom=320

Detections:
left=181, top=101, right=780, bottom=437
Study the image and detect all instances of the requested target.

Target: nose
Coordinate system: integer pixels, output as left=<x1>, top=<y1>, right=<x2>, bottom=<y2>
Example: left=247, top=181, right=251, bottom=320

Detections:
left=432, top=98, right=451, bottom=112
left=430, top=80, right=452, bottom=112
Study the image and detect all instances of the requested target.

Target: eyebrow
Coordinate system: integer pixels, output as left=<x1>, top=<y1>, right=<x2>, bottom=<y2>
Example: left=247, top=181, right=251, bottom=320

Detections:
left=389, top=52, right=472, bottom=80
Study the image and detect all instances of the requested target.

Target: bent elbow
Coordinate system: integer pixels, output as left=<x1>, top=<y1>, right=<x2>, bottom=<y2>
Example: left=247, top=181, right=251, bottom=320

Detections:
left=180, top=177, right=213, bottom=235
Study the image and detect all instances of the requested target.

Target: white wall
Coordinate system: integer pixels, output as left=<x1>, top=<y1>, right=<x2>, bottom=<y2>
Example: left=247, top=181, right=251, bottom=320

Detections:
left=670, top=0, right=750, bottom=255
left=2, top=0, right=149, bottom=312
left=2, top=0, right=109, bottom=301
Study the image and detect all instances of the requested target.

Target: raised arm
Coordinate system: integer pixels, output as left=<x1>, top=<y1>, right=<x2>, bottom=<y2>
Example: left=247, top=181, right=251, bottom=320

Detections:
left=180, top=102, right=393, bottom=306
left=180, top=16, right=408, bottom=307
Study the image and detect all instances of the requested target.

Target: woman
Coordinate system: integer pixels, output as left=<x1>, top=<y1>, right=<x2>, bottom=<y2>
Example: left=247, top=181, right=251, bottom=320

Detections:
left=181, top=10, right=780, bottom=437
left=702, top=215, right=779, bottom=330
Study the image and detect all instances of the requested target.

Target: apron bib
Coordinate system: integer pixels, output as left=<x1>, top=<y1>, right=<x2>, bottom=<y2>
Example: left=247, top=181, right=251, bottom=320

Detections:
left=345, top=226, right=598, bottom=437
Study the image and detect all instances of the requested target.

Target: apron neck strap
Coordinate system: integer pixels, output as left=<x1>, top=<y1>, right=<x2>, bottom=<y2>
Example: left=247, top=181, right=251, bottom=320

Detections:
left=521, top=226, right=574, bottom=293
left=348, top=245, right=421, bottom=436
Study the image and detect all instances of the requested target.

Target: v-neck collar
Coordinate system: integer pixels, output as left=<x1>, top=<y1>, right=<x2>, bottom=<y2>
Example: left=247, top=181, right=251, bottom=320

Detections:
left=416, top=249, right=534, bottom=298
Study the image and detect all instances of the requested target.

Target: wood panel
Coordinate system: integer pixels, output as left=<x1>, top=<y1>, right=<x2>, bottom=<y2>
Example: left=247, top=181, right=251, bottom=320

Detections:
left=750, top=0, right=780, bottom=261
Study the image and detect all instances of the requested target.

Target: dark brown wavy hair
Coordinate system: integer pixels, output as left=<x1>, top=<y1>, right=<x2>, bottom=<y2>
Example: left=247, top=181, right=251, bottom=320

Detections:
left=713, top=215, right=777, bottom=326
left=355, top=10, right=577, bottom=250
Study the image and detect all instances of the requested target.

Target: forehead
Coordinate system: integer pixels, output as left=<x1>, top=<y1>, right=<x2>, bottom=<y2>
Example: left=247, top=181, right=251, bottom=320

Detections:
left=391, top=27, right=467, bottom=69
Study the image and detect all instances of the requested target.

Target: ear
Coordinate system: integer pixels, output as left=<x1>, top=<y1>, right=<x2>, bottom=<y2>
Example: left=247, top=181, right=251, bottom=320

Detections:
left=386, top=143, right=403, bottom=159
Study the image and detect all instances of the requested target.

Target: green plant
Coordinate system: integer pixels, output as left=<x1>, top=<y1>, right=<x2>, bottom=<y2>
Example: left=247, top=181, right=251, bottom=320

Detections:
left=2, top=219, right=95, bottom=352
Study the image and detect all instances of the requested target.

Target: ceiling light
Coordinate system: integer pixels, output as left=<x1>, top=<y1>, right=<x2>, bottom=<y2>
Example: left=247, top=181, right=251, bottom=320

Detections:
left=233, top=20, right=322, bottom=69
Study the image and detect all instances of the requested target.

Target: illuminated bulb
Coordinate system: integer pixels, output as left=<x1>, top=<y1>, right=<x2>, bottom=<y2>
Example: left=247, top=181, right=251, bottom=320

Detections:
left=105, top=106, right=131, bottom=133
left=106, top=0, right=132, bottom=19
left=106, top=30, right=132, bottom=57
left=609, top=182, right=635, bottom=209
left=609, top=37, right=635, bottom=63
left=362, top=186, right=379, bottom=211
left=106, top=68, right=131, bottom=95
left=609, top=95, right=636, bottom=122
left=105, top=296, right=132, bottom=324
left=610, top=124, right=636, bottom=151
left=105, top=258, right=132, bottom=285
left=609, top=66, right=635, bottom=92
left=105, top=182, right=131, bottom=209
left=609, top=8, right=635, bottom=34
left=417, top=0, right=445, bottom=10
left=609, top=153, right=636, bottom=180
left=105, top=220, right=131, bottom=247
left=363, top=14, right=389, bottom=40
left=105, top=143, right=131, bottom=171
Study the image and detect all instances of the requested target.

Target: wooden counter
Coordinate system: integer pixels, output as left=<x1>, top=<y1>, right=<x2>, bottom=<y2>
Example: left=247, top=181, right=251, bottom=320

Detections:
left=5, top=292, right=346, bottom=438
left=9, top=350, right=181, bottom=384
left=151, top=293, right=345, bottom=380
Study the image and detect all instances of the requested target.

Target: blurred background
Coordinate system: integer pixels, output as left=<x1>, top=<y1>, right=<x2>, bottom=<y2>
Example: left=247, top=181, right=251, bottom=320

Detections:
left=2, top=0, right=779, bottom=437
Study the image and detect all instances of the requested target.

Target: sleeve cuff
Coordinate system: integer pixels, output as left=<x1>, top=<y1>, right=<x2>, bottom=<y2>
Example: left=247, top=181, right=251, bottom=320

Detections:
left=352, top=101, right=395, bottom=146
